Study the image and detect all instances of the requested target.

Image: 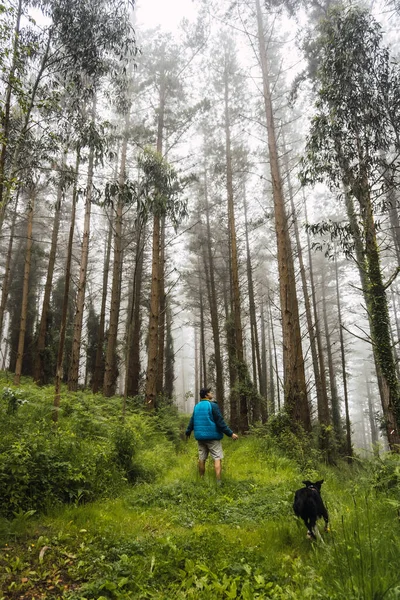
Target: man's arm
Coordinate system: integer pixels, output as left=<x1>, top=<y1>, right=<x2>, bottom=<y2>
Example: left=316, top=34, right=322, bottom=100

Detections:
left=186, top=413, right=194, bottom=437
left=211, top=403, right=234, bottom=437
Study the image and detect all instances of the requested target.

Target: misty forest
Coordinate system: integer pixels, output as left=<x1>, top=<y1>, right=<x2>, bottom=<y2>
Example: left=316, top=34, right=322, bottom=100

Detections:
left=1, top=0, right=400, bottom=598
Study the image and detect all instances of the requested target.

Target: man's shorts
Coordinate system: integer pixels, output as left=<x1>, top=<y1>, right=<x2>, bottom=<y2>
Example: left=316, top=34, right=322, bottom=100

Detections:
left=197, top=439, right=224, bottom=461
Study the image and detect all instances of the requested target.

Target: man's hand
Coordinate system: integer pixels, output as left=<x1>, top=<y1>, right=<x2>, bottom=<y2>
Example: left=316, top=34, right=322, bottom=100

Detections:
left=231, top=433, right=238, bottom=440
left=185, top=432, right=191, bottom=440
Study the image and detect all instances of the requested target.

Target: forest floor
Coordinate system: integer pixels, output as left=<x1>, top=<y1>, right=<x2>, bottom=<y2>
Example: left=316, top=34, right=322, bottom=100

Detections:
left=1, top=434, right=400, bottom=599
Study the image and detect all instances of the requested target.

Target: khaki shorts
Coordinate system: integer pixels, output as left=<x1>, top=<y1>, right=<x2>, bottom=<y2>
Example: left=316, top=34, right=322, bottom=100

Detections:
left=197, top=439, right=224, bottom=461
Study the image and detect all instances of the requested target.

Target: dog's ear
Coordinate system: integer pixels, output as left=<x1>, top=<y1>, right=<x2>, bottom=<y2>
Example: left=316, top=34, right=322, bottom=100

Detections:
left=302, top=480, right=312, bottom=487
left=315, top=480, right=324, bottom=488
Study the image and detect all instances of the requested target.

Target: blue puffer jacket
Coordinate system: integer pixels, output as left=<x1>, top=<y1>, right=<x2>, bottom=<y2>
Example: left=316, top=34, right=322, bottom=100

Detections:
left=186, top=400, right=233, bottom=441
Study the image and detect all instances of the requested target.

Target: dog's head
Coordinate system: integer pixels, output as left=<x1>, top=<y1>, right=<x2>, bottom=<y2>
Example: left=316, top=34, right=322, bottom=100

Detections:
left=302, top=480, right=324, bottom=491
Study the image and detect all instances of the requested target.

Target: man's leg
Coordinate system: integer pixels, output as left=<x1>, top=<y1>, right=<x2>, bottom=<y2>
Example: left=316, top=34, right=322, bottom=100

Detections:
left=198, top=459, right=206, bottom=477
left=214, top=458, right=222, bottom=481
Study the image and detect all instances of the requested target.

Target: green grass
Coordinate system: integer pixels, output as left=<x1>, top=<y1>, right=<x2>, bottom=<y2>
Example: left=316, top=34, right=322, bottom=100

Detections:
left=1, top=432, right=400, bottom=599
left=0, top=380, right=399, bottom=599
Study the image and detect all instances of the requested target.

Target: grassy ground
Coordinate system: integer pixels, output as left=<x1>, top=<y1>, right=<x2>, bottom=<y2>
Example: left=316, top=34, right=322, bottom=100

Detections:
left=1, top=434, right=400, bottom=599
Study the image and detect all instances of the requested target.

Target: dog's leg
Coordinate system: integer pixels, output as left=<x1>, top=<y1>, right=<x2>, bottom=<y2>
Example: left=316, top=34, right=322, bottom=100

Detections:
left=305, top=518, right=316, bottom=540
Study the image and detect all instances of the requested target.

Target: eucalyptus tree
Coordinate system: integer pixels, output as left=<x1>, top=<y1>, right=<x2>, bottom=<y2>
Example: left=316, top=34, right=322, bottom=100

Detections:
left=13, top=184, right=36, bottom=385
left=301, top=6, right=400, bottom=448
left=205, top=32, right=260, bottom=430
left=253, top=0, right=311, bottom=430
left=136, top=148, right=187, bottom=409
left=103, top=68, right=136, bottom=398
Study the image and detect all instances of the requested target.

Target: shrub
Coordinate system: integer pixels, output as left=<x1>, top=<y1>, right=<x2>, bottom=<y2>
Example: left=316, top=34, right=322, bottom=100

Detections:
left=111, top=425, right=141, bottom=483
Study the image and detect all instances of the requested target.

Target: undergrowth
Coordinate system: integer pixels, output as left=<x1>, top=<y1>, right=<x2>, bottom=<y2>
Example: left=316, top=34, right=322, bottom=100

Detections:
left=0, top=377, right=399, bottom=599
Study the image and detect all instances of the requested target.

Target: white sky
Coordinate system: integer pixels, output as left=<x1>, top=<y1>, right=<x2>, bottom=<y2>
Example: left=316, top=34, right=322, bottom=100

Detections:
left=135, top=0, right=197, bottom=30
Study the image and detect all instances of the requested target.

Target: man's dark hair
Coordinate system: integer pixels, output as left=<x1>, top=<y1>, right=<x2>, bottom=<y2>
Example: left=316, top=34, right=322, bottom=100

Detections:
left=200, top=387, right=211, bottom=399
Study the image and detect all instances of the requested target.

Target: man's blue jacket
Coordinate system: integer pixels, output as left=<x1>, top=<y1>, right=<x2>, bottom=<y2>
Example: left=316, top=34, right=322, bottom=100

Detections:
left=186, top=399, right=233, bottom=441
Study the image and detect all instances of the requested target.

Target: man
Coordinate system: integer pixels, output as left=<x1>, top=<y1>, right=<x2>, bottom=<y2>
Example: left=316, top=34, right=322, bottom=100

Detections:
left=186, top=387, right=238, bottom=483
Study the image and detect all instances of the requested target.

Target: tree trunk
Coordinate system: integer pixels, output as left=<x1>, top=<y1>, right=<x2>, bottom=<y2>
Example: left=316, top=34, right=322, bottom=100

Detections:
left=156, top=215, right=166, bottom=395
left=194, top=325, right=199, bottom=405
left=203, top=166, right=225, bottom=413
left=103, top=123, right=128, bottom=397
left=145, top=213, right=161, bottom=408
left=54, top=150, right=80, bottom=420
left=360, top=185, right=400, bottom=448
left=320, top=267, right=340, bottom=428
left=34, top=151, right=67, bottom=384
left=0, top=0, right=23, bottom=213
left=0, top=192, right=20, bottom=340
left=244, top=193, right=262, bottom=395
left=260, top=300, right=268, bottom=421
left=255, top=0, right=310, bottom=430
left=343, top=188, right=388, bottom=430
left=14, top=187, right=35, bottom=385
left=0, top=31, right=51, bottom=231
left=164, top=298, right=174, bottom=398
left=269, top=296, right=280, bottom=412
left=224, top=57, right=248, bottom=432
left=145, top=70, right=165, bottom=408
left=92, top=211, right=113, bottom=393
left=366, top=374, right=379, bottom=447
left=68, top=99, right=96, bottom=391
left=125, top=218, right=146, bottom=399
left=199, top=279, right=207, bottom=386
left=285, top=152, right=329, bottom=425
left=334, top=251, right=353, bottom=461
left=391, top=287, right=400, bottom=381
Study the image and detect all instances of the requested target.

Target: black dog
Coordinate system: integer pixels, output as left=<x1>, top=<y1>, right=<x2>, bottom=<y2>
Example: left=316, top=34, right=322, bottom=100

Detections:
left=293, top=480, right=329, bottom=539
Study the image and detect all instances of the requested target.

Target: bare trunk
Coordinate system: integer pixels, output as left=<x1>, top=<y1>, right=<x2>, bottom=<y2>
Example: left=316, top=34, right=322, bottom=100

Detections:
left=125, top=219, right=146, bottom=399
left=145, top=213, right=160, bottom=408
left=0, top=32, right=51, bottom=230
left=203, top=167, right=225, bottom=413
left=200, top=280, right=207, bottom=386
left=92, top=211, right=113, bottom=393
left=320, top=268, right=340, bottom=429
left=224, top=59, right=248, bottom=432
left=156, top=215, right=166, bottom=395
left=0, top=0, right=23, bottom=211
left=286, top=158, right=329, bottom=424
left=243, top=194, right=262, bottom=422
left=194, top=326, right=199, bottom=404
left=366, top=375, right=379, bottom=446
left=34, top=152, right=67, bottom=384
left=164, top=299, right=174, bottom=398
left=54, top=150, right=80, bottom=419
left=244, top=194, right=262, bottom=394
left=14, top=187, right=35, bottom=385
left=145, top=70, right=165, bottom=408
left=104, top=124, right=128, bottom=397
left=0, top=193, right=20, bottom=339
left=68, top=99, right=96, bottom=391
left=260, top=300, right=268, bottom=421
left=269, top=296, right=280, bottom=412
left=334, top=252, right=353, bottom=461
left=255, top=0, right=310, bottom=430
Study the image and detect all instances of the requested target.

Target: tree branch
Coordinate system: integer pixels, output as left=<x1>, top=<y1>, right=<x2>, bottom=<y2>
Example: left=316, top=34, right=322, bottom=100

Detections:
left=384, top=266, right=400, bottom=290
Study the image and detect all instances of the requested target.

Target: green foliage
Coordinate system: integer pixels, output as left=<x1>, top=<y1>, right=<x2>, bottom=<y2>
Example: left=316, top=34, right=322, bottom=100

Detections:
left=111, top=425, right=140, bottom=484
left=0, top=379, right=181, bottom=517
left=1, top=379, right=400, bottom=598
left=260, top=411, right=317, bottom=469
left=136, top=147, right=188, bottom=229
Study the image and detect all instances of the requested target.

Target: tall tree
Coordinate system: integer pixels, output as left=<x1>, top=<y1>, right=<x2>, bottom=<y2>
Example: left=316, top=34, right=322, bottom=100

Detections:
left=255, top=0, right=310, bottom=430
left=68, top=98, right=97, bottom=391
left=301, top=6, right=400, bottom=447
left=140, top=149, right=186, bottom=408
